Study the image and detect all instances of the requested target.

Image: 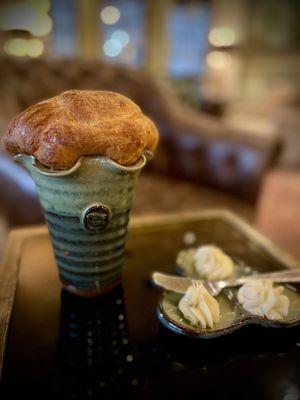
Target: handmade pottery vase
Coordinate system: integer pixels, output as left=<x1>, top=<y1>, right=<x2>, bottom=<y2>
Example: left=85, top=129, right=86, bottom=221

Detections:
left=15, top=153, right=148, bottom=297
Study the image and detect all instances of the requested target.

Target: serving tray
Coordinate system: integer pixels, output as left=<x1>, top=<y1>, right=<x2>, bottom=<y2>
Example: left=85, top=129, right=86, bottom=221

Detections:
left=1, top=209, right=300, bottom=379
left=157, top=211, right=300, bottom=338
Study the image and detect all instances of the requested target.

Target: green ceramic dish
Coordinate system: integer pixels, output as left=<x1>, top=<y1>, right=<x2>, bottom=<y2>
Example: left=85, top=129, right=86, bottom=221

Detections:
left=158, top=212, right=300, bottom=338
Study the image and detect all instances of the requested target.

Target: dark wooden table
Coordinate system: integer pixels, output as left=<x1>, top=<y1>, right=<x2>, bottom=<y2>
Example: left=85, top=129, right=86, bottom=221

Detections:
left=1, top=212, right=300, bottom=400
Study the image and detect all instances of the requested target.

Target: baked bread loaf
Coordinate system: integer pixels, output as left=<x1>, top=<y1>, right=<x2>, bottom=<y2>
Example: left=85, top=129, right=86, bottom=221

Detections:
left=4, top=90, right=159, bottom=169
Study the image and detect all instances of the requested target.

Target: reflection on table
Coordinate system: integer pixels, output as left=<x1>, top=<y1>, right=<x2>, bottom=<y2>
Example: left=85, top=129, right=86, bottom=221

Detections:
left=52, top=286, right=142, bottom=399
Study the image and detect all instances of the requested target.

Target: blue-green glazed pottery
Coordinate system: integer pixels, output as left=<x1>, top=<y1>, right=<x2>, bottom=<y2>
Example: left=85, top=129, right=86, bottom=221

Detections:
left=15, top=153, right=148, bottom=296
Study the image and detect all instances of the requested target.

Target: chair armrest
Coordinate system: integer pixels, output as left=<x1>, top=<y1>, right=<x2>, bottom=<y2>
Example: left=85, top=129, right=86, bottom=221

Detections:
left=148, top=111, right=282, bottom=203
left=0, top=153, right=44, bottom=226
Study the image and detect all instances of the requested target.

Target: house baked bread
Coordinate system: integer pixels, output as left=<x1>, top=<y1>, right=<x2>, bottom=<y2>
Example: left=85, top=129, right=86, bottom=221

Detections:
left=4, top=90, right=159, bottom=169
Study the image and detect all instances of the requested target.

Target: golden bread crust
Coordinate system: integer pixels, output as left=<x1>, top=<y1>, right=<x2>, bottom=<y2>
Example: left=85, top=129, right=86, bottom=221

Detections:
left=4, top=90, right=159, bottom=169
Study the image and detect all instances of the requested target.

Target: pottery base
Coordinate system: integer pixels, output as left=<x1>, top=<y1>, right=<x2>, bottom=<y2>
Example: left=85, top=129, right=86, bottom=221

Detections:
left=62, top=279, right=122, bottom=298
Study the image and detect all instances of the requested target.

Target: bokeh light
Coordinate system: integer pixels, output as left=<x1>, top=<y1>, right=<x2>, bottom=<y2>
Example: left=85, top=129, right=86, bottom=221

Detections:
left=0, top=0, right=52, bottom=36
left=4, top=38, right=27, bottom=57
left=100, top=6, right=120, bottom=25
left=29, top=0, right=51, bottom=14
left=206, top=51, right=231, bottom=69
left=209, top=27, right=236, bottom=47
left=103, top=39, right=122, bottom=57
left=26, top=38, right=44, bottom=57
left=4, top=37, right=44, bottom=58
left=29, top=13, right=52, bottom=36
left=111, top=30, right=130, bottom=47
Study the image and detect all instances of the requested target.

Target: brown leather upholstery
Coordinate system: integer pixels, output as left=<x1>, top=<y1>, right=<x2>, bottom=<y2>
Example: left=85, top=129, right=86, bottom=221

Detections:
left=0, top=153, right=44, bottom=226
left=0, top=56, right=281, bottom=226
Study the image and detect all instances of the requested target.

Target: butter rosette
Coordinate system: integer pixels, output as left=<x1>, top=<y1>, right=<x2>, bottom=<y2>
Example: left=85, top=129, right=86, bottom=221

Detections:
left=193, top=245, right=234, bottom=280
left=178, top=282, right=220, bottom=328
left=237, top=280, right=289, bottom=320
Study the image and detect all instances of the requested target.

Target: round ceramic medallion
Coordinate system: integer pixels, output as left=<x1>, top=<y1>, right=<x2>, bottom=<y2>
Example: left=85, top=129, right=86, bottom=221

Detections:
left=83, top=204, right=111, bottom=231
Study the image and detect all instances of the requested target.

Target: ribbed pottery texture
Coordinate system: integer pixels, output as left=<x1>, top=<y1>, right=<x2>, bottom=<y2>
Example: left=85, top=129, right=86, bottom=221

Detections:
left=16, top=154, right=146, bottom=295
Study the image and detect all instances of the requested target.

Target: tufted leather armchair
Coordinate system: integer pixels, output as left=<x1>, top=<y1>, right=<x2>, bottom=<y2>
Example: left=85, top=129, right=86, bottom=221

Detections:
left=0, top=56, right=281, bottom=227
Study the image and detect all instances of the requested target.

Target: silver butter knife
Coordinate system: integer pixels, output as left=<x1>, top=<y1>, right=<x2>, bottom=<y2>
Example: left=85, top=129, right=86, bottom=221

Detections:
left=152, top=270, right=300, bottom=296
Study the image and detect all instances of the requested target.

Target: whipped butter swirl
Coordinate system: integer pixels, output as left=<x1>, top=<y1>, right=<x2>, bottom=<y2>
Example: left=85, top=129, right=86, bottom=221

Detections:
left=193, top=245, right=234, bottom=280
left=237, top=280, right=289, bottom=320
left=178, top=282, right=220, bottom=328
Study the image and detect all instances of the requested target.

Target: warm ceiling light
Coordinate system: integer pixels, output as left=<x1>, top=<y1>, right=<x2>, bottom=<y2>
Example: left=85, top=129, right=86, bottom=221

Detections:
left=29, top=13, right=52, bottom=36
left=30, top=0, right=51, bottom=14
left=4, top=38, right=27, bottom=57
left=26, top=38, right=44, bottom=57
left=209, top=27, right=236, bottom=47
left=100, top=6, right=120, bottom=25
left=0, top=2, right=32, bottom=31
left=0, top=0, right=52, bottom=36
left=4, top=37, right=44, bottom=58
left=206, top=51, right=231, bottom=69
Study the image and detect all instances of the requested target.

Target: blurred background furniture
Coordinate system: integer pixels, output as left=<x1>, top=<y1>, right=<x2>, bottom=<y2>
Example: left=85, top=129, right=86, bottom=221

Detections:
left=0, top=0, right=300, bottom=260
left=0, top=57, right=280, bottom=226
left=256, top=169, right=300, bottom=259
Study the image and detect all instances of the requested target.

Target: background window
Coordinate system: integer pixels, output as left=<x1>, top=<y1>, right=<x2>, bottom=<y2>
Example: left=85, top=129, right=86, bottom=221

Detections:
left=100, top=0, right=145, bottom=66
left=51, top=0, right=77, bottom=57
left=167, top=3, right=211, bottom=78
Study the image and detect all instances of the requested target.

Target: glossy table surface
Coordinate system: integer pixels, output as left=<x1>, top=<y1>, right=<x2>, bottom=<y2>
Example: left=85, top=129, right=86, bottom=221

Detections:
left=1, top=212, right=300, bottom=400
